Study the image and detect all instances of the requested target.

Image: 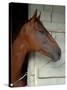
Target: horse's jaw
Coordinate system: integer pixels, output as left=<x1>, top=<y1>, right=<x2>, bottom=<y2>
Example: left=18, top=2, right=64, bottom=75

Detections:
left=38, top=48, right=61, bottom=62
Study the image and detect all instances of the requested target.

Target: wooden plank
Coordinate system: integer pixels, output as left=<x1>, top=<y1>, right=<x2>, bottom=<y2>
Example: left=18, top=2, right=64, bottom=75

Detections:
left=37, top=78, right=65, bottom=85
left=42, top=22, right=65, bottom=32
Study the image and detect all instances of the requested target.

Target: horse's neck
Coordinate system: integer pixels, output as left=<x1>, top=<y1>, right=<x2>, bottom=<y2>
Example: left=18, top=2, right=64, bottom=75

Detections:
left=11, top=34, right=28, bottom=85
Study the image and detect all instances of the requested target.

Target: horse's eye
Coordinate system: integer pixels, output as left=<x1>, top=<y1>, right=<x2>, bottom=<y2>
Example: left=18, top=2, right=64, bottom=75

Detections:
left=39, top=30, right=44, bottom=34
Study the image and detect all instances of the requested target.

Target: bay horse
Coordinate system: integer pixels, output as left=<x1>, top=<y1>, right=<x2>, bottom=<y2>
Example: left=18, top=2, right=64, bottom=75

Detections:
left=11, top=10, right=61, bottom=87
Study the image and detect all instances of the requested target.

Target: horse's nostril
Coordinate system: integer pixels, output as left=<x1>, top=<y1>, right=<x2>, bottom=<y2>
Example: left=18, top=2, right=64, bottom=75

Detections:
left=58, top=49, right=61, bottom=57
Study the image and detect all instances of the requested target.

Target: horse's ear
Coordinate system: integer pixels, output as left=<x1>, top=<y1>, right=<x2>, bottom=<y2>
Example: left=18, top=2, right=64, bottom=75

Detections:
left=37, top=12, right=41, bottom=19
left=32, top=9, right=37, bottom=18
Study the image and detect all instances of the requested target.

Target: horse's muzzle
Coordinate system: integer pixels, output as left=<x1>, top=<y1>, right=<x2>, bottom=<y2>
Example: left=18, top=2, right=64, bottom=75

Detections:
left=52, top=48, right=61, bottom=62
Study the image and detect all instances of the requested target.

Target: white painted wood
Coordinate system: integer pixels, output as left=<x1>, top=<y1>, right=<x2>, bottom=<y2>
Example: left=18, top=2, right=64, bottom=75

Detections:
left=37, top=78, right=65, bottom=86
left=52, top=13, right=65, bottom=23
left=53, top=6, right=65, bottom=14
left=42, top=22, right=65, bottom=32
left=43, top=5, right=52, bottom=12
left=52, top=6, right=65, bottom=23
left=40, top=12, right=51, bottom=22
left=38, top=61, right=65, bottom=77
left=27, top=53, right=35, bottom=86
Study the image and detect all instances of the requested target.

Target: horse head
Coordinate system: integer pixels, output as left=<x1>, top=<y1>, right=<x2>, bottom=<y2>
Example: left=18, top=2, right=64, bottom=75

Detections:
left=20, top=9, right=61, bottom=62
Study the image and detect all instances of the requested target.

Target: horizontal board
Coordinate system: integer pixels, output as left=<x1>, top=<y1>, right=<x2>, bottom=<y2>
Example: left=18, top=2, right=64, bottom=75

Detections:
left=42, top=22, right=65, bottom=32
left=37, top=78, right=65, bottom=86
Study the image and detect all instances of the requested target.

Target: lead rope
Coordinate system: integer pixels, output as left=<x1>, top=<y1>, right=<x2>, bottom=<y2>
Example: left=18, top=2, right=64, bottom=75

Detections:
left=10, top=72, right=28, bottom=87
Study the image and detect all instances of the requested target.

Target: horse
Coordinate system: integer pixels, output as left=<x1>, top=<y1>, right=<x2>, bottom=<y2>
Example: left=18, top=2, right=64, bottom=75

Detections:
left=10, top=9, right=61, bottom=87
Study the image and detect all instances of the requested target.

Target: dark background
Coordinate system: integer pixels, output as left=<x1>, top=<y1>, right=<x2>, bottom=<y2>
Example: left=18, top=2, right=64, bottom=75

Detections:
left=9, top=2, right=28, bottom=86
left=9, top=2, right=28, bottom=42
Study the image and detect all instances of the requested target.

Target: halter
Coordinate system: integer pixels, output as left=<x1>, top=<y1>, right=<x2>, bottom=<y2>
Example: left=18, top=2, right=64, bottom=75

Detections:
left=10, top=72, right=27, bottom=87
